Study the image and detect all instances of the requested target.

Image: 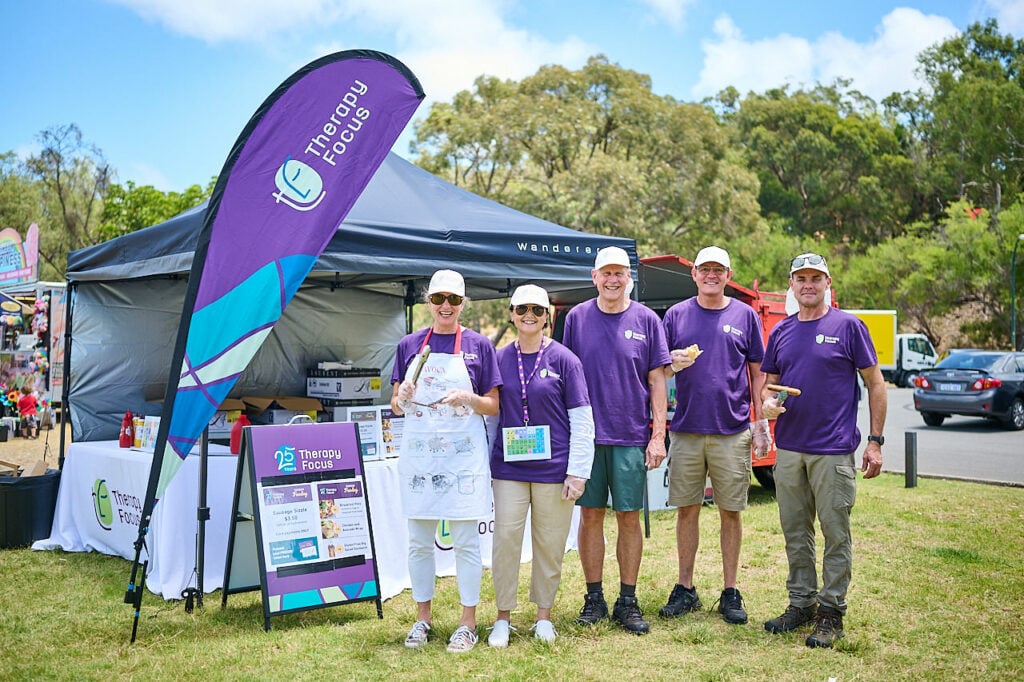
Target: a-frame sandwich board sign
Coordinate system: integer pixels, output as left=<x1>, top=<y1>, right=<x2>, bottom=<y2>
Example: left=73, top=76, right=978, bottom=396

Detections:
left=223, top=420, right=382, bottom=630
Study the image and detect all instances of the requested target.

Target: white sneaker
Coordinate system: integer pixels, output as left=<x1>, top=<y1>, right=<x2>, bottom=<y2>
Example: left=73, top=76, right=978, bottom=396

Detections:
left=446, top=625, right=479, bottom=653
left=404, top=620, right=430, bottom=648
left=531, top=619, right=557, bottom=643
left=487, top=619, right=515, bottom=647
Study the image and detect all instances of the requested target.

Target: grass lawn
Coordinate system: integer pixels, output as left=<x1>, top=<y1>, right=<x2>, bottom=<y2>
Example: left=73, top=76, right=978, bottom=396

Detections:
left=1, top=473, right=1021, bottom=680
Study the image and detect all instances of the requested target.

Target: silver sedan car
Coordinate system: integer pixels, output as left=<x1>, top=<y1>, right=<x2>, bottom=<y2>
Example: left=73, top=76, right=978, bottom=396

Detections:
left=913, top=349, right=1024, bottom=430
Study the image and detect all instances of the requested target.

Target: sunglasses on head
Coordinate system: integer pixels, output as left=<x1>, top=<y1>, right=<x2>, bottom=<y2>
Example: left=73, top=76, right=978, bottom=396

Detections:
left=429, top=293, right=464, bottom=306
left=513, top=304, right=548, bottom=316
left=791, top=254, right=826, bottom=269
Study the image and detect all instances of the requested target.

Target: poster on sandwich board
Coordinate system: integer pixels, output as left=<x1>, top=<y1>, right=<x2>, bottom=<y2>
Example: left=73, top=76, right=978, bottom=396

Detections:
left=227, top=420, right=382, bottom=630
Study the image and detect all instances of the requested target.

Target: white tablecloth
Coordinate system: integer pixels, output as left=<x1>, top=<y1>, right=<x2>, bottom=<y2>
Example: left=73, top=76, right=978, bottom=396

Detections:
left=32, top=441, right=237, bottom=600
left=33, top=442, right=578, bottom=601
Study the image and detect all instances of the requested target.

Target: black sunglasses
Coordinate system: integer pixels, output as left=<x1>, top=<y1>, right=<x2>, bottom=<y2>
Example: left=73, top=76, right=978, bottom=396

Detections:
left=429, top=293, right=464, bottom=306
left=513, top=304, right=548, bottom=316
left=791, top=254, right=826, bottom=269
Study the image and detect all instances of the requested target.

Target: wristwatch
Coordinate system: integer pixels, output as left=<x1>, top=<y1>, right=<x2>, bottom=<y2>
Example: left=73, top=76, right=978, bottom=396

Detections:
left=867, top=435, right=885, bottom=446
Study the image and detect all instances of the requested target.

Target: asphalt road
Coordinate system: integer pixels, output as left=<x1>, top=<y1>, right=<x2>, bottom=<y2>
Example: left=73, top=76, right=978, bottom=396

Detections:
left=857, top=387, right=1024, bottom=486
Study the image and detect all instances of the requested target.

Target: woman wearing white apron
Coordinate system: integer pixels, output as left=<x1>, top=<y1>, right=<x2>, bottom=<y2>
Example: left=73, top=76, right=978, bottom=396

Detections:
left=391, top=269, right=501, bottom=653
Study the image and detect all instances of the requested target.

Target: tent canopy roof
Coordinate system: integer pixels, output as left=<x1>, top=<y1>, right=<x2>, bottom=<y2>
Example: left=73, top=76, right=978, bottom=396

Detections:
left=67, top=153, right=635, bottom=303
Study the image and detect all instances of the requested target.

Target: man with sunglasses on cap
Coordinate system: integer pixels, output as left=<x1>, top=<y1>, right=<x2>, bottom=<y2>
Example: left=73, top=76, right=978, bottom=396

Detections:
left=562, top=246, right=671, bottom=635
left=658, top=246, right=768, bottom=627
left=760, top=253, right=886, bottom=649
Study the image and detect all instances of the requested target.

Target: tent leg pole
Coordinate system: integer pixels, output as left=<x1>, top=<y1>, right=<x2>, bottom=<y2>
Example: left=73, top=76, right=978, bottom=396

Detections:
left=196, top=428, right=210, bottom=608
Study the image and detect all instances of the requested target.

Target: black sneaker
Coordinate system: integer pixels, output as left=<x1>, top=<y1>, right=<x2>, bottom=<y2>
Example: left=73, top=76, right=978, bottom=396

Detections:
left=805, top=607, right=844, bottom=648
left=715, top=587, right=748, bottom=624
left=575, top=592, right=609, bottom=626
left=658, top=584, right=702, bottom=618
left=764, top=603, right=818, bottom=633
left=612, top=596, right=650, bottom=635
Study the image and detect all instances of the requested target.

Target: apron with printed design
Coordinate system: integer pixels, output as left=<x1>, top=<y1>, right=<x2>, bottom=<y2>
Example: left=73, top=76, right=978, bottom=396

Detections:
left=398, top=328, right=491, bottom=520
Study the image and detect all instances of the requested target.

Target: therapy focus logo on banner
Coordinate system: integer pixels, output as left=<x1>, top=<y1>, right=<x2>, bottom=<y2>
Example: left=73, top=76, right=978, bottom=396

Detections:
left=274, top=157, right=325, bottom=211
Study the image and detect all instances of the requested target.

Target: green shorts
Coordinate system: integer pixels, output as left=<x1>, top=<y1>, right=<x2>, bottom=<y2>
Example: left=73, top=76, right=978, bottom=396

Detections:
left=577, top=445, right=647, bottom=512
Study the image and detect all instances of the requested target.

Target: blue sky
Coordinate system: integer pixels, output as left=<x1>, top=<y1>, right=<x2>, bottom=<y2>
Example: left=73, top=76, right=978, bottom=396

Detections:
left=2, top=0, right=1019, bottom=193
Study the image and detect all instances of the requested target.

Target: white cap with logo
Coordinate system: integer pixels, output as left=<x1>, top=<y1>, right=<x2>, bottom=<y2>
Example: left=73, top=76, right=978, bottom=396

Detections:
left=509, top=284, right=550, bottom=309
left=694, top=246, right=731, bottom=269
left=427, top=269, right=466, bottom=296
left=594, top=246, right=632, bottom=271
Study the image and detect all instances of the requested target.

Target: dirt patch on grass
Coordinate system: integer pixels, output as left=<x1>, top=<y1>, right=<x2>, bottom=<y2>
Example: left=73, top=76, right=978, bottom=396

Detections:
left=0, top=421, right=66, bottom=475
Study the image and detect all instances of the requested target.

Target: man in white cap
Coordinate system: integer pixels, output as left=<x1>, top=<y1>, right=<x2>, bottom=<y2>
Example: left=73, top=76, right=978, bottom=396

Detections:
left=561, top=246, right=670, bottom=635
left=761, top=252, right=886, bottom=648
left=659, top=246, right=769, bottom=626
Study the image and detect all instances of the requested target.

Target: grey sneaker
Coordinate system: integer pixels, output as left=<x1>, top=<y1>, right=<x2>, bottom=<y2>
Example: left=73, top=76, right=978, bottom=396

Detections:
left=764, top=603, right=817, bottom=633
left=575, top=591, right=609, bottom=625
left=404, top=619, right=431, bottom=648
left=659, top=584, right=702, bottom=618
left=714, top=587, right=748, bottom=624
left=806, top=607, right=844, bottom=648
left=446, top=625, right=479, bottom=653
left=612, top=596, right=650, bottom=635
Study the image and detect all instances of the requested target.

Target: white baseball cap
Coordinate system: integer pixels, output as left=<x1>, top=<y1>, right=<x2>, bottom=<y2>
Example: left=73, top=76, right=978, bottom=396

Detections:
left=694, top=246, right=731, bottom=269
left=789, top=253, right=830, bottom=276
left=426, top=269, right=466, bottom=296
left=509, top=284, right=550, bottom=309
left=594, top=246, right=631, bottom=270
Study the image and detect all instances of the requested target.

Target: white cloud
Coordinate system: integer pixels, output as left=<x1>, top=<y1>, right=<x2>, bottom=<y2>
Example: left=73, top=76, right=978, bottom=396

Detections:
left=693, top=15, right=815, bottom=99
left=815, top=9, right=959, bottom=98
left=983, top=0, right=1024, bottom=34
left=107, top=0, right=594, bottom=113
left=106, top=0, right=339, bottom=42
left=638, top=0, right=697, bottom=31
left=693, top=9, right=958, bottom=102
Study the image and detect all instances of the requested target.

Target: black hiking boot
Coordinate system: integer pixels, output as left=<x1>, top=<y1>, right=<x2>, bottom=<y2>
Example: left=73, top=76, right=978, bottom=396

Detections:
left=714, top=587, right=748, bottom=624
left=805, top=607, right=844, bottom=648
left=658, top=584, right=702, bottom=618
left=764, top=603, right=818, bottom=633
left=612, top=596, right=650, bottom=635
left=575, top=591, right=609, bottom=626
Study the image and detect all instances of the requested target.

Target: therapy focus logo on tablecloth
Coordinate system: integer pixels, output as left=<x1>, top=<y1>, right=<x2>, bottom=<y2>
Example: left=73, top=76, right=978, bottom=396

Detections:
left=92, top=478, right=113, bottom=530
left=434, top=519, right=453, bottom=551
left=91, top=477, right=142, bottom=531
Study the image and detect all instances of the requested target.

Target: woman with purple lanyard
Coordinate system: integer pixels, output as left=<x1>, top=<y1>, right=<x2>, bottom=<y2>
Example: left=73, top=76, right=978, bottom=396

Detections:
left=485, top=285, right=594, bottom=646
left=391, top=269, right=501, bottom=653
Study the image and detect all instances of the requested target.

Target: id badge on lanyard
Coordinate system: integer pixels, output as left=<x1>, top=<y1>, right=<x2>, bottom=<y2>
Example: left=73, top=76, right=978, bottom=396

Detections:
left=501, top=424, right=552, bottom=462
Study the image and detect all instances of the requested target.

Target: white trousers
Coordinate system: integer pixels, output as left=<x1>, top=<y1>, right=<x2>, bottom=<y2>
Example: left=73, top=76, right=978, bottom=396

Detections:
left=407, top=518, right=482, bottom=606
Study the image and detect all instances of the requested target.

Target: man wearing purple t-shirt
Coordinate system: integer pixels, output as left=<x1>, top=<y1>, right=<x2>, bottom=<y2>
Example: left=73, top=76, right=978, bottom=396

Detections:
left=562, top=246, right=671, bottom=635
left=760, top=253, right=886, bottom=649
left=659, top=246, right=768, bottom=626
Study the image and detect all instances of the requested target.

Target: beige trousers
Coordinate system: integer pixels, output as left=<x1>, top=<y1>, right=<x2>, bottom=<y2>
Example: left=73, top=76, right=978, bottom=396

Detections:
left=491, top=478, right=575, bottom=611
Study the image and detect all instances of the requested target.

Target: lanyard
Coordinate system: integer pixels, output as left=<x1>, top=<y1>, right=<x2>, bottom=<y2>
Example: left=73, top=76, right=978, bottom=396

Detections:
left=420, top=326, right=462, bottom=354
left=515, top=337, right=547, bottom=426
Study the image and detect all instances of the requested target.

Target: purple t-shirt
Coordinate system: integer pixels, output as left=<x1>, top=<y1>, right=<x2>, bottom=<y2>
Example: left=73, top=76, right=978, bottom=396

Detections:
left=562, top=299, right=670, bottom=446
left=490, top=340, right=591, bottom=483
left=663, top=297, right=765, bottom=435
left=761, top=308, right=877, bottom=455
left=390, top=327, right=501, bottom=395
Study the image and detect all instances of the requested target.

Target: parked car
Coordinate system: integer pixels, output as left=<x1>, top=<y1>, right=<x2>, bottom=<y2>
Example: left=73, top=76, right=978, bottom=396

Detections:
left=912, top=349, right=1024, bottom=430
